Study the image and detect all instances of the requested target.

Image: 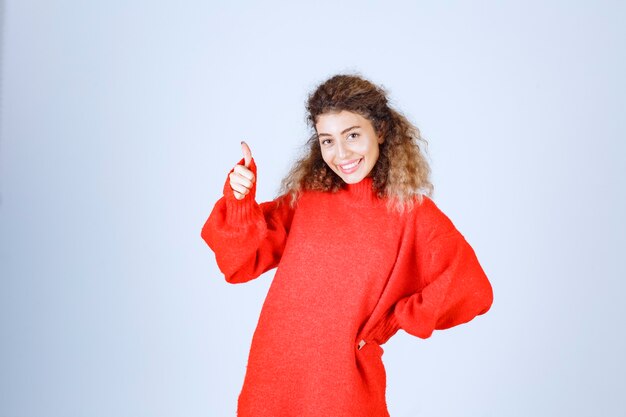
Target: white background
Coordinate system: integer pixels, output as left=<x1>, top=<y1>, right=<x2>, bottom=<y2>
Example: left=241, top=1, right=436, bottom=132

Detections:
left=1, top=1, right=625, bottom=416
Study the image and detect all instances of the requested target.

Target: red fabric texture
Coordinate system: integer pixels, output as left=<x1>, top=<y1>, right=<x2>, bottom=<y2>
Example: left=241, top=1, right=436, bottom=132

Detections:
left=201, top=159, right=493, bottom=416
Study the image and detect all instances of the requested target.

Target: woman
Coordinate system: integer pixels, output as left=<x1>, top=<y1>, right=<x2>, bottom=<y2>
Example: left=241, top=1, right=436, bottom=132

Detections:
left=201, top=74, right=493, bottom=416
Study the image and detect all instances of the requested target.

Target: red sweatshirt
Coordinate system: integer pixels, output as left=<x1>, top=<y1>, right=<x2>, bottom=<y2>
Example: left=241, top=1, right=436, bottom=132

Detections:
left=201, top=159, right=493, bottom=417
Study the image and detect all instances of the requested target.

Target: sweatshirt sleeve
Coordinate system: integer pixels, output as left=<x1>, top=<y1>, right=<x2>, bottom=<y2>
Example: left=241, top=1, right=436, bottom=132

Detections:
left=200, top=158, right=295, bottom=283
left=371, top=198, right=493, bottom=342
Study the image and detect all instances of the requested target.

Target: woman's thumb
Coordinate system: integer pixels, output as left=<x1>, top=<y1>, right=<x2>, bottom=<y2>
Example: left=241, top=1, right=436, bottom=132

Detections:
left=241, top=141, right=252, bottom=167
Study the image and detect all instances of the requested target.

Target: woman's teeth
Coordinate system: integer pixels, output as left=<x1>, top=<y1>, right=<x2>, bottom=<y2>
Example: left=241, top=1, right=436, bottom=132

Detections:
left=340, top=160, right=360, bottom=170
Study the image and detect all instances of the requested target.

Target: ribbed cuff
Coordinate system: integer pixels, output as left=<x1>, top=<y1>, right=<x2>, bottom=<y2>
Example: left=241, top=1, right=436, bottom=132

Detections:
left=370, top=309, right=401, bottom=345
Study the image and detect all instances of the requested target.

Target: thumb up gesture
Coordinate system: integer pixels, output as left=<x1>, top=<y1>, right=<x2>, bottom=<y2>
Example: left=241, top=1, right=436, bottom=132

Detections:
left=229, top=141, right=256, bottom=200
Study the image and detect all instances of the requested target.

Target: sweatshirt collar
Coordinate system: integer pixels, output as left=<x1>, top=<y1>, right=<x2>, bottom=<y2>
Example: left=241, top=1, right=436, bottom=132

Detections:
left=343, top=177, right=380, bottom=204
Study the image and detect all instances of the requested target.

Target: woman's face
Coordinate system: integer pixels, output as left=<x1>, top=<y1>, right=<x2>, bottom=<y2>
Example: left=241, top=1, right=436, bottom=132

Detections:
left=315, top=110, right=384, bottom=184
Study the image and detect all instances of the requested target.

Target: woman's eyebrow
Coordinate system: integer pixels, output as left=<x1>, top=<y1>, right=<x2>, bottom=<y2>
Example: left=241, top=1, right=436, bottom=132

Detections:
left=317, top=125, right=361, bottom=137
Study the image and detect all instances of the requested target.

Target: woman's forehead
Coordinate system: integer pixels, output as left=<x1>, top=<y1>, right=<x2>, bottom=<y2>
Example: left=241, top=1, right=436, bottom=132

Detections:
left=315, top=111, right=373, bottom=131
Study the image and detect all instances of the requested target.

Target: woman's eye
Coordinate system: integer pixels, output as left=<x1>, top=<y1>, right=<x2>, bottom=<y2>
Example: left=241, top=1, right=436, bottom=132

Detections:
left=321, top=138, right=332, bottom=145
left=347, top=132, right=359, bottom=140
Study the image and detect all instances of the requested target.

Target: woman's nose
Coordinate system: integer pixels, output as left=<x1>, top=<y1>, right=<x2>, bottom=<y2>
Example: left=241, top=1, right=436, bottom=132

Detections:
left=336, top=141, right=349, bottom=159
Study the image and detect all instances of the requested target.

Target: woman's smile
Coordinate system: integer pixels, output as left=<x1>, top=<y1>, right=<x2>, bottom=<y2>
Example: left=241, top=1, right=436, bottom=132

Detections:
left=337, top=158, right=363, bottom=174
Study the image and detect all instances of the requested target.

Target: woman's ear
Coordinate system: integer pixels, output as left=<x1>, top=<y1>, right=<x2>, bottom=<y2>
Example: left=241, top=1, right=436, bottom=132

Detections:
left=377, top=121, right=386, bottom=144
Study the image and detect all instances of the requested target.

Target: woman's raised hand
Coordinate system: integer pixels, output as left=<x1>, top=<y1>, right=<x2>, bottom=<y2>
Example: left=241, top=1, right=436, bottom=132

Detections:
left=229, top=141, right=256, bottom=200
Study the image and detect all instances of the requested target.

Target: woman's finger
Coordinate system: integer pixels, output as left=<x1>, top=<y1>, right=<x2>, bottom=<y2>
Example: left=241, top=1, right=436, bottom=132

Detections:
left=233, top=164, right=256, bottom=182
left=230, top=180, right=250, bottom=196
left=229, top=172, right=252, bottom=190
left=230, top=172, right=254, bottom=190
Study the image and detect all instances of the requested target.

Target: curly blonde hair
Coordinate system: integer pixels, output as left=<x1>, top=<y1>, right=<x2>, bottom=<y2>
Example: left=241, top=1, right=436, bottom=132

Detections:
left=280, top=74, right=433, bottom=211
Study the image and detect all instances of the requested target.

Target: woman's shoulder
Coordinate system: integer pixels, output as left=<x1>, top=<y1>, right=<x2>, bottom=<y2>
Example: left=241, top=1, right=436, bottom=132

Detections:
left=407, top=195, right=459, bottom=239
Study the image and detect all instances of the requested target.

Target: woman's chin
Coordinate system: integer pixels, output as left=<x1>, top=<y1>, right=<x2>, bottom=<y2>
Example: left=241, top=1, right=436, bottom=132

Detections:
left=337, top=172, right=367, bottom=184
